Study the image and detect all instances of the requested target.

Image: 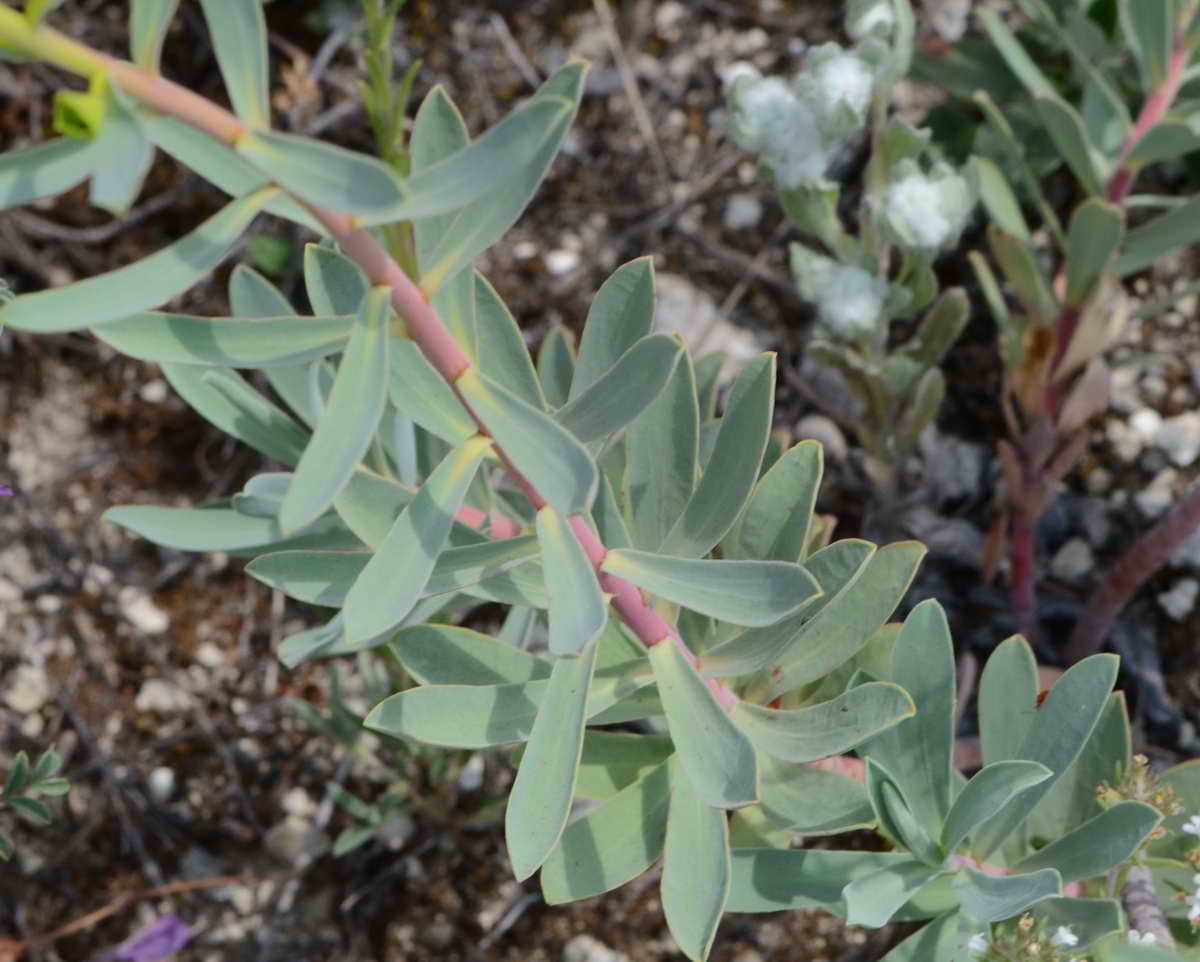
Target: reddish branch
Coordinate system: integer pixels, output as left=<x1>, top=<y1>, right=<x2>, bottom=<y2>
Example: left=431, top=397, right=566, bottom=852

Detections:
left=1008, top=32, right=1194, bottom=647
left=19, top=20, right=735, bottom=704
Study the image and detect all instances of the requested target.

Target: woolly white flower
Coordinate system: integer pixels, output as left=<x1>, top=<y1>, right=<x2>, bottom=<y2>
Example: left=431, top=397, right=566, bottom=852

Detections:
left=1127, top=930, right=1158, bottom=945
left=727, top=75, right=827, bottom=188
left=884, top=161, right=974, bottom=251
left=846, top=0, right=895, bottom=38
left=1187, top=891, right=1200, bottom=923
left=817, top=263, right=886, bottom=337
left=966, top=932, right=989, bottom=956
left=1183, top=814, right=1200, bottom=836
left=812, top=52, right=874, bottom=123
left=1050, top=926, right=1078, bottom=948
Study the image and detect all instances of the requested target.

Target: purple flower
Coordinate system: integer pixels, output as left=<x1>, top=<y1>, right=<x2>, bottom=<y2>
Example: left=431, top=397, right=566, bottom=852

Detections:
left=0, top=486, right=12, bottom=496
left=112, top=914, right=193, bottom=962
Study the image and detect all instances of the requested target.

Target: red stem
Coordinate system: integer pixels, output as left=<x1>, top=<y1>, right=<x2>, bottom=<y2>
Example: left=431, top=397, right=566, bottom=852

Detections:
left=1066, top=481, right=1200, bottom=662
left=63, top=38, right=735, bottom=703
left=1010, top=36, right=1192, bottom=648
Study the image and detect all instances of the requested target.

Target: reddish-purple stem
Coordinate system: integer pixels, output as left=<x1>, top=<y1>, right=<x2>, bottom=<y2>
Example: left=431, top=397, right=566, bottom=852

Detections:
left=1009, top=35, right=1193, bottom=647
left=1066, top=481, right=1200, bottom=661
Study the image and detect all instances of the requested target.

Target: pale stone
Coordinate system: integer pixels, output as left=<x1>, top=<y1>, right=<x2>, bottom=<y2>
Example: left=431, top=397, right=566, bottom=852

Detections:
left=1134, top=468, right=1179, bottom=518
left=1158, top=412, right=1200, bottom=467
left=5, top=663, right=50, bottom=713
left=135, top=678, right=192, bottom=714
left=1158, top=578, right=1198, bottom=622
left=563, top=935, right=631, bottom=962
left=1050, top=537, right=1094, bottom=584
left=119, top=587, right=169, bottom=634
left=723, top=192, right=763, bottom=231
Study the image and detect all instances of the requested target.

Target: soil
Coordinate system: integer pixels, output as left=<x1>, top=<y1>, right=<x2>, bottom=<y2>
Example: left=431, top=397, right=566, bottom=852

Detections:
left=1, top=2, right=1198, bottom=960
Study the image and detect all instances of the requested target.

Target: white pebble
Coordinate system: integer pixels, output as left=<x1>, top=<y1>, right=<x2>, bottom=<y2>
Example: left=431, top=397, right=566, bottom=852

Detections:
left=4, top=663, right=50, bottom=713
left=544, top=249, right=580, bottom=276
left=119, top=587, right=169, bottom=634
left=148, top=766, right=176, bottom=802
left=135, top=678, right=192, bottom=714
left=1158, top=578, right=1198, bottom=621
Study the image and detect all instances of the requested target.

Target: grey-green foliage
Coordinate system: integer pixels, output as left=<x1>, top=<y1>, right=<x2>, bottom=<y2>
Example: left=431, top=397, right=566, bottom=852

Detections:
left=729, top=617, right=1159, bottom=961
left=724, top=0, right=974, bottom=480
left=1, top=748, right=69, bottom=862
left=0, top=3, right=1155, bottom=959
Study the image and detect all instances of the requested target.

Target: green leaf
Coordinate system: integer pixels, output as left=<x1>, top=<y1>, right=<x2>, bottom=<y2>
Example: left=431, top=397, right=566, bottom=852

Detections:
left=731, top=682, right=914, bottom=763
left=87, top=90, right=153, bottom=215
left=769, top=541, right=927, bottom=697
left=0, top=188, right=275, bottom=333
left=343, top=436, right=490, bottom=642
left=24, top=0, right=66, bottom=26
left=693, top=353, right=724, bottom=418
left=1029, top=897, right=1123, bottom=949
left=104, top=502, right=360, bottom=555
left=8, top=794, right=53, bottom=825
left=130, top=0, right=180, bottom=72
left=329, top=470, right=415, bottom=549
left=238, top=130, right=408, bottom=215
left=858, top=600, right=956, bottom=841
left=976, top=8, right=1056, bottom=97
left=279, top=288, right=392, bottom=532
left=1115, top=194, right=1200, bottom=277
left=649, top=638, right=758, bottom=809
left=457, top=367, right=597, bottom=515
left=304, top=244, right=370, bottom=316
left=541, top=758, right=672, bottom=904
left=570, top=732, right=674, bottom=799
left=333, top=824, right=378, bottom=856
left=391, top=623, right=550, bottom=685
left=1065, top=199, right=1124, bottom=307
left=866, top=760, right=941, bottom=865
left=1034, top=94, right=1107, bottom=195
left=721, top=441, right=822, bottom=563
left=30, top=749, right=61, bottom=782
left=555, top=334, right=684, bottom=442
left=975, top=154, right=1031, bottom=242
left=726, top=848, right=913, bottom=913
left=142, top=115, right=322, bottom=231
left=659, top=354, right=775, bottom=558
left=940, top=761, right=1052, bottom=856
left=843, top=859, right=940, bottom=928
left=537, top=507, right=607, bottom=657
left=30, top=777, right=69, bottom=797
left=361, top=82, right=578, bottom=227
left=978, top=635, right=1039, bottom=765
left=96, top=311, right=355, bottom=367
left=160, top=364, right=309, bottom=465
left=537, top=326, right=575, bottom=408
left=876, top=913, right=969, bottom=962
left=661, top=763, right=731, bottom=962
left=0, top=834, right=11, bottom=861
left=411, top=64, right=587, bottom=293
left=0, top=137, right=97, bottom=210
left=1010, top=801, right=1161, bottom=882
left=971, top=654, right=1119, bottom=860
left=952, top=865, right=1061, bottom=922
left=753, top=756, right=874, bottom=836
left=1126, top=119, right=1200, bottom=168
left=411, top=86, right=470, bottom=263
left=507, top=638, right=598, bottom=880
left=364, top=658, right=655, bottom=747
left=570, top=257, right=656, bottom=399
left=52, top=72, right=107, bottom=139
left=1121, top=0, right=1172, bottom=89
left=699, top=539, right=874, bottom=679
left=601, top=549, right=820, bottom=628
left=475, top=272, right=545, bottom=408
left=4, top=752, right=29, bottom=798
left=389, top=339, right=476, bottom=444
left=198, top=0, right=270, bottom=127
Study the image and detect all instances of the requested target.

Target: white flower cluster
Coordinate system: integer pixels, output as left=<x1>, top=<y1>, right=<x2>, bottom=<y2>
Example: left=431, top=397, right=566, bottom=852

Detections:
left=725, top=42, right=880, bottom=190
left=789, top=243, right=892, bottom=338
left=883, top=159, right=975, bottom=252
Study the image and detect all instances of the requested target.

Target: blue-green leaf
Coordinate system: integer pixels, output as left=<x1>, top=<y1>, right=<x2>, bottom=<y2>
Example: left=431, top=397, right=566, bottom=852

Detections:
left=570, top=257, right=656, bottom=399
left=537, top=507, right=607, bottom=657
left=843, top=859, right=940, bottom=928
left=130, top=0, right=180, bottom=72
left=87, top=91, right=153, bottom=215
left=726, top=848, right=913, bottom=913
left=1010, top=801, right=1161, bottom=882
left=457, top=366, right=597, bottom=515
left=721, top=440, right=822, bottom=562
left=343, top=436, right=491, bottom=642
left=391, top=623, right=550, bottom=685
left=649, top=638, right=758, bottom=809
left=601, top=549, right=820, bottom=627
left=1121, top=0, right=1173, bottom=89
left=554, top=334, right=684, bottom=442
left=475, top=272, right=544, bottom=408
left=198, top=0, right=270, bottom=128
left=304, top=244, right=370, bottom=316
left=659, top=354, right=775, bottom=558
left=389, top=339, right=476, bottom=444
left=160, top=364, right=309, bottom=465
left=952, top=866, right=1061, bottom=922
left=0, top=137, right=97, bottom=210
left=541, top=758, right=672, bottom=904
left=0, top=188, right=275, bottom=332
left=537, top=326, right=575, bottom=408
left=940, top=761, right=1052, bottom=856
left=94, top=311, right=355, bottom=367
left=731, top=682, right=914, bottom=763
left=978, top=635, right=1039, bottom=766
left=278, top=287, right=392, bottom=532
left=507, top=639, right=598, bottom=880
left=662, top=763, right=731, bottom=962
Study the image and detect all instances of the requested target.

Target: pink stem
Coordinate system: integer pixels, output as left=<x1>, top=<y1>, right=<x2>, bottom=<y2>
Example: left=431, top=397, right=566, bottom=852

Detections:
left=1009, top=506, right=1039, bottom=644
left=65, top=39, right=734, bottom=702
